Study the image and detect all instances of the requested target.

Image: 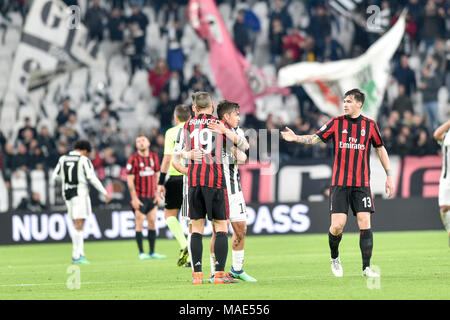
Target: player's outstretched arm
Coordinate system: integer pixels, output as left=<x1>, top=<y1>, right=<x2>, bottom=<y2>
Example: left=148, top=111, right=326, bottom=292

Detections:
left=433, top=120, right=450, bottom=142
left=208, top=121, right=249, bottom=151
left=281, top=127, right=322, bottom=145
left=375, top=146, right=395, bottom=198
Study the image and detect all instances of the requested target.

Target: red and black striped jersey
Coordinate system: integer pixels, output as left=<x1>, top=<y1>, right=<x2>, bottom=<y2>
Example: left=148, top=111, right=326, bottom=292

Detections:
left=181, top=113, right=230, bottom=189
left=126, top=151, right=160, bottom=198
left=315, top=114, right=384, bottom=187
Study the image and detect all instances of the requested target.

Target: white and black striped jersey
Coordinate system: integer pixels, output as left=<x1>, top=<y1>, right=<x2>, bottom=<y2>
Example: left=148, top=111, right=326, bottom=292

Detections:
left=51, top=151, right=107, bottom=200
left=223, top=127, right=245, bottom=195
left=440, top=131, right=450, bottom=181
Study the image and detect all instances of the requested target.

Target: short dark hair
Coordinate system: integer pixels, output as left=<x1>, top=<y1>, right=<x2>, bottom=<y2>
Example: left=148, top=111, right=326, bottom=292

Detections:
left=217, top=100, right=240, bottom=120
left=344, top=88, right=365, bottom=106
left=174, top=104, right=191, bottom=122
left=192, top=91, right=212, bottom=110
left=73, top=140, right=91, bottom=153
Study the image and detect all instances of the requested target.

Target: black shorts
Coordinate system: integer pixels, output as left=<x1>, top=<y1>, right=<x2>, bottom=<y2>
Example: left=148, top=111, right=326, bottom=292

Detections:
left=188, top=186, right=229, bottom=221
left=164, top=176, right=183, bottom=210
left=131, top=197, right=156, bottom=215
left=329, top=186, right=375, bottom=216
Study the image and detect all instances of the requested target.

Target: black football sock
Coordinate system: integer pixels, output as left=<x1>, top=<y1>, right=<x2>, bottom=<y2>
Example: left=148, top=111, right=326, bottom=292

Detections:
left=214, top=232, right=228, bottom=272
left=328, top=231, right=342, bottom=259
left=190, top=232, right=203, bottom=273
left=148, top=229, right=156, bottom=254
left=359, top=229, right=373, bottom=270
left=136, top=231, right=144, bottom=254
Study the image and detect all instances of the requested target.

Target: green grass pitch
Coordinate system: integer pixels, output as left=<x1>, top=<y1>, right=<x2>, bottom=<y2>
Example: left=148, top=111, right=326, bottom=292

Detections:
left=0, top=230, right=448, bottom=300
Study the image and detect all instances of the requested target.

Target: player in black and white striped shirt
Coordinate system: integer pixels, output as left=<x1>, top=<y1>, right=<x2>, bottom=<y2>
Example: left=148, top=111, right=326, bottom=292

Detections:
left=52, top=140, right=110, bottom=264
left=434, top=120, right=450, bottom=246
left=207, top=100, right=257, bottom=282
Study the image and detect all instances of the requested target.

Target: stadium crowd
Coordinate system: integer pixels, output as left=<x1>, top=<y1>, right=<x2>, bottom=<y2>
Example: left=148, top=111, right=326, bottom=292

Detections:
left=0, top=0, right=448, bottom=200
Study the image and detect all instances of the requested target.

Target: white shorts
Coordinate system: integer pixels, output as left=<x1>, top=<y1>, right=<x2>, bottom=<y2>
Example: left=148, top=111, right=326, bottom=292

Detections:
left=439, top=179, right=450, bottom=207
left=65, top=195, right=92, bottom=220
left=228, top=191, right=247, bottom=223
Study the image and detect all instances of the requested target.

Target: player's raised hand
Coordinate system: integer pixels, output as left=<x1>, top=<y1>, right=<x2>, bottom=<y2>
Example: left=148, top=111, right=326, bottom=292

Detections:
left=208, top=121, right=227, bottom=134
left=385, top=175, right=395, bottom=198
left=281, top=127, right=297, bottom=142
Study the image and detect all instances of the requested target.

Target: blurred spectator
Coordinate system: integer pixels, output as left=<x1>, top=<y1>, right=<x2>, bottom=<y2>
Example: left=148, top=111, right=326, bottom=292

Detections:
left=392, top=84, right=414, bottom=114
left=382, top=127, right=395, bottom=154
left=13, top=143, right=31, bottom=171
left=395, top=125, right=414, bottom=156
left=282, top=26, right=307, bottom=62
left=269, top=18, right=285, bottom=65
left=29, top=144, right=46, bottom=170
left=308, top=5, right=332, bottom=61
left=127, top=2, right=149, bottom=38
left=37, top=125, right=56, bottom=163
left=164, top=20, right=185, bottom=78
left=2, top=142, right=14, bottom=183
left=393, top=54, right=417, bottom=96
left=322, top=35, right=345, bottom=62
left=187, top=64, right=214, bottom=94
left=419, top=65, right=441, bottom=132
left=56, top=97, right=76, bottom=127
left=158, top=1, right=180, bottom=28
left=156, top=91, right=173, bottom=134
left=269, top=0, right=293, bottom=31
left=16, top=192, right=46, bottom=212
left=148, top=60, right=170, bottom=98
left=105, top=7, right=126, bottom=70
left=127, top=22, right=146, bottom=83
left=243, top=7, right=261, bottom=52
left=233, top=9, right=251, bottom=56
left=412, top=128, right=436, bottom=156
left=163, top=70, right=186, bottom=106
left=17, top=117, right=37, bottom=142
left=84, top=0, right=106, bottom=42
left=420, top=0, right=446, bottom=56
left=19, top=128, right=35, bottom=150
left=0, top=129, right=6, bottom=151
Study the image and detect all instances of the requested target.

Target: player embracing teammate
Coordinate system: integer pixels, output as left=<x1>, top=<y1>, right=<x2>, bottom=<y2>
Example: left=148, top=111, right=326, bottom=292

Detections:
left=172, top=92, right=256, bottom=284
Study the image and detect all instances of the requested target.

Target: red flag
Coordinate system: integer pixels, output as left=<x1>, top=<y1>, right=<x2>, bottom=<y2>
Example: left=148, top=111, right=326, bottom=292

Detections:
left=187, top=0, right=289, bottom=114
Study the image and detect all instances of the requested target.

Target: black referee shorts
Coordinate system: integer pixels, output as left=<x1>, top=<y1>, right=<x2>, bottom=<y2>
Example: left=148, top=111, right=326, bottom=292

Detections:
left=164, top=175, right=184, bottom=210
left=330, top=186, right=375, bottom=216
left=188, top=186, right=229, bottom=221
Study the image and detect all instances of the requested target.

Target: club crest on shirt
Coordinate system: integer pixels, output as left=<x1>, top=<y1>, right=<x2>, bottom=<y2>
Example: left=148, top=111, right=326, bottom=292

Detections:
left=139, top=162, right=144, bottom=167
left=361, top=128, right=366, bottom=136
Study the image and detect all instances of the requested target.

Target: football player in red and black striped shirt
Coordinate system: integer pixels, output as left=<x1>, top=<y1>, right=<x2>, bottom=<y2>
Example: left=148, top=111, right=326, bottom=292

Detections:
left=173, top=91, right=237, bottom=284
left=281, top=88, right=395, bottom=278
left=126, top=135, right=166, bottom=260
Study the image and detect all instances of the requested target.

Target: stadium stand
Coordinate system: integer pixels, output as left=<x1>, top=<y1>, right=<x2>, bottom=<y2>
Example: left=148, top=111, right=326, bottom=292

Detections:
left=0, top=0, right=448, bottom=211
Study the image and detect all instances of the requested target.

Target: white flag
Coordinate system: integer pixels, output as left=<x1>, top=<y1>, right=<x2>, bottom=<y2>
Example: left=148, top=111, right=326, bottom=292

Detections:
left=278, top=12, right=406, bottom=120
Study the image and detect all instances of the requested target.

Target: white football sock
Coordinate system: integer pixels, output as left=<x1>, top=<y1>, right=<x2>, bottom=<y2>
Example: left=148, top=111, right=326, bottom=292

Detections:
left=71, top=231, right=79, bottom=260
left=74, top=230, right=84, bottom=259
left=232, top=249, right=244, bottom=272
left=441, top=209, right=450, bottom=233
left=210, top=253, right=216, bottom=274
